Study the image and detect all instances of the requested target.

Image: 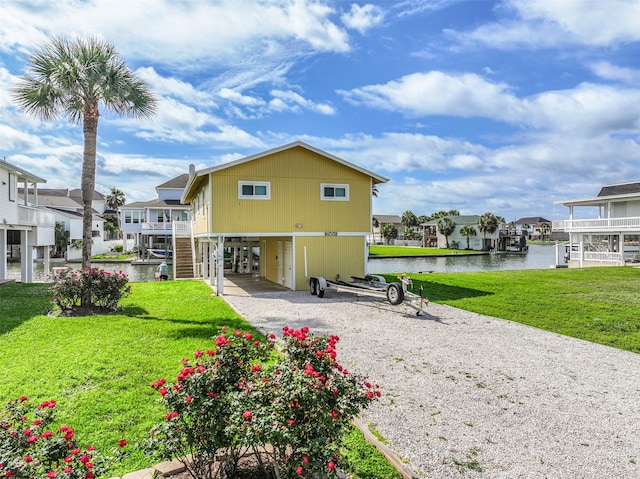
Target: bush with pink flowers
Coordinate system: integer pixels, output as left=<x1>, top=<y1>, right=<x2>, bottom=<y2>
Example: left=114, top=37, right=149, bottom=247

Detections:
left=0, top=397, right=126, bottom=479
left=50, top=267, right=130, bottom=312
left=146, top=326, right=380, bottom=479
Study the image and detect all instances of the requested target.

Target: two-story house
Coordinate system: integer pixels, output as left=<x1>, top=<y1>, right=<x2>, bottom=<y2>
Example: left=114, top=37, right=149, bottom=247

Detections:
left=120, top=174, right=190, bottom=257
left=181, top=141, right=388, bottom=294
left=553, top=181, right=640, bottom=267
left=422, top=215, right=504, bottom=250
left=0, top=159, right=54, bottom=283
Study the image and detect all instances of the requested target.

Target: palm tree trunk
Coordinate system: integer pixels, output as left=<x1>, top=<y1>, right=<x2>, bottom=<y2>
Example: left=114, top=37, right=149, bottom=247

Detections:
left=81, top=105, right=99, bottom=305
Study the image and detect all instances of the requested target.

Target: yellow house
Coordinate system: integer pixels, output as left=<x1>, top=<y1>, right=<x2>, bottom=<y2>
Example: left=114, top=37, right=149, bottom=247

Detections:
left=181, top=141, right=388, bottom=294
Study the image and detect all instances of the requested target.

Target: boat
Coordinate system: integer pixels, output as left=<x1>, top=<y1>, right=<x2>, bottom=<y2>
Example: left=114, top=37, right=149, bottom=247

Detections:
left=148, top=249, right=173, bottom=259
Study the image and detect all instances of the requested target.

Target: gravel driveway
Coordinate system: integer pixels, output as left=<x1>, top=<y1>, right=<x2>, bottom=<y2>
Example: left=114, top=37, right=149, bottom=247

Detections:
left=222, top=288, right=640, bottom=479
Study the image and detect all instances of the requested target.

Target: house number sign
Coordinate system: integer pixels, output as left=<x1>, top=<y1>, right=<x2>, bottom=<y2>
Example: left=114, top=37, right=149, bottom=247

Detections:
left=324, top=231, right=338, bottom=236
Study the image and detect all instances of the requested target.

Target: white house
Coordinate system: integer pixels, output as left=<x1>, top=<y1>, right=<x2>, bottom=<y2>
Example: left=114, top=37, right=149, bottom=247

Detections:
left=120, top=174, right=190, bottom=255
left=553, top=181, right=640, bottom=267
left=24, top=188, right=113, bottom=260
left=0, top=158, right=55, bottom=282
left=422, top=215, right=501, bottom=250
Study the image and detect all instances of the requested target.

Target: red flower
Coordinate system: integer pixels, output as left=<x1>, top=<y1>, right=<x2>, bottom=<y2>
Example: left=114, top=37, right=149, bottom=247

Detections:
left=327, top=461, right=336, bottom=471
left=46, top=471, right=56, bottom=478
left=64, top=430, right=75, bottom=440
left=185, top=396, right=193, bottom=403
left=159, top=387, right=168, bottom=396
left=19, top=396, right=28, bottom=402
left=85, top=463, right=94, bottom=470
left=24, top=455, right=32, bottom=463
left=86, top=446, right=96, bottom=451
left=41, top=430, right=53, bottom=439
left=64, top=467, right=72, bottom=474
left=242, top=410, right=252, bottom=420
left=243, top=333, right=253, bottom=340
left=32, top=419, right=41, bottom=426
left=206, top=349, right=215, bottom=356
left=302, top=456, right=309, bottom=464
left=27, top=435, right=38, bottom=443
left=296, top=466, right=303, bottom=476
left=86, top=473, right=94, bottom=479
left=194, top=349, right=203, bottom=358
left=331, top=411, right=338, bottom=419
left=64, top=456, right=73, bottom=463
left=118, top=439, right=127, bottom=448
left=251, top=364, right=261, bottom=373
left=287, top=419, right=295, bottom=425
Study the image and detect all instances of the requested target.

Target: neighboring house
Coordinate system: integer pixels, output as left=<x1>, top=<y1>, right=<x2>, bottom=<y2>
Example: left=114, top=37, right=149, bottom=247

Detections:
left=0, top=158, right=55, bottom=283
left=371, top=214, right=402, bottom=244
left=422, top=215, right=493, bottom=250
left=515, top=216, right=552, bottom=239
left=181, top=141, right=388, bottom=294
left=22, top=188, right=111, bottom=260
left=120, top=174, right=191, bottom=255
left=553, top=181, right=640, bottom=267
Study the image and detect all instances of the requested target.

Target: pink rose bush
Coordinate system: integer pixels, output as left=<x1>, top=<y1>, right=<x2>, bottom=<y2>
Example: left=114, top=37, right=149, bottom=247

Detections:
left=0, top=397, right=126, bottom=479
left=50, top=268, right=130, bottom=312
left=147, top=326, right=380, bottom=479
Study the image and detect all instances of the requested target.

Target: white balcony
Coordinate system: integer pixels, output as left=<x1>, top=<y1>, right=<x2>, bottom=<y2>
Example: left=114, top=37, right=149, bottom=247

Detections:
left=553, top=216, right=640, bottom=233
left=17, top=205, right=55, bottom=227
left=141, top=221, right=173, bottom=233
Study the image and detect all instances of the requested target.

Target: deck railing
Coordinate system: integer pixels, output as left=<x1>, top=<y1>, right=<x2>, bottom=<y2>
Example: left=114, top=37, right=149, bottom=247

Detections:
left=553, top=216, right=640, bottom=232
left=17, top=205, right=55, bottom=227
left=141, top=221, right=172, bottom=232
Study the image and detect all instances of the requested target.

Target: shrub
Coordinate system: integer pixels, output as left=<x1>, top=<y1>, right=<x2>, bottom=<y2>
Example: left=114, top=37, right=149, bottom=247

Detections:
left=147, top=326, right=380, bottom=479
left=112, top=245, right=123, bottom=253
left=0, top=396, right=126, bottom=479
left=50, top=268, right=130, bottom=312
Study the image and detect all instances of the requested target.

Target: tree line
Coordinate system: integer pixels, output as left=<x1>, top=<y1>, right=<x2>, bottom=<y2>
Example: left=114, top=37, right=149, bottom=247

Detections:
left=373, top=210, right=506, bottom=249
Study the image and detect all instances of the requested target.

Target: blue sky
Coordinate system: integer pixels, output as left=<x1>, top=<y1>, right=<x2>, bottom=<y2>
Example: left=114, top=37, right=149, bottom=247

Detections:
left=2, top=0, right=640, bottom=221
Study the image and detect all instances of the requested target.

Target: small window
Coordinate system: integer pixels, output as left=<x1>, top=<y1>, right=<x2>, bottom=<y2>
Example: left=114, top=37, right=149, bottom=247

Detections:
left=124, top=211, right=132, bottom=224
left=321, top=183, right=349, bottom=201
left=8, top=173, right=15, bottom=202
left=239, top=181, right=270, bottom=199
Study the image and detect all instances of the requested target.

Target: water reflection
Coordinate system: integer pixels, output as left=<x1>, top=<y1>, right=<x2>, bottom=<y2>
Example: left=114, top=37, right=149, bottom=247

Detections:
left=366, top=244, right=558, bottom=274
left=6, top=261, right=162, bottom=283
left=7, top=244, right=559, bottom=282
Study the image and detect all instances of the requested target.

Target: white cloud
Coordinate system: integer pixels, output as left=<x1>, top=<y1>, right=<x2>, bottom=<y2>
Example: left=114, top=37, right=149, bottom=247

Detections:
left=218, top=88, right=266, bottom=107
left=136, top=67, right=216, bottom=107
left=448, top=0, right=640, bottom=49
left=589, top=61, right=640, bottom=84
left=270, top=89, right=336, bottom=115
left=341, top=4, right=385, bottom=34
left=339, top=71, right=522, bottom=121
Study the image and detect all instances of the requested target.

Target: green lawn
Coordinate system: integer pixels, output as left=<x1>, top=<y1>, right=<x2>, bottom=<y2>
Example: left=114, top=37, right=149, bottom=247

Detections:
left=0, top=280, right=399, bottom=478
left=369, top=245, right=485, bottom=256
left=384, top=266, right=640, bottom=353
left=0, top=280, right=251, bottom=475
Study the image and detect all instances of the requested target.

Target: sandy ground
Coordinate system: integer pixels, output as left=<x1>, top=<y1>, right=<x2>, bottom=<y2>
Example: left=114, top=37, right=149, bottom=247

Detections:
left=222, top=288, right=640, bottom=479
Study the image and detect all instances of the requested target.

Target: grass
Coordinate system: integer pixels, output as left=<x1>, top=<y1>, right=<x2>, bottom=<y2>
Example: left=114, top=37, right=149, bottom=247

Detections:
left=0, top=280, right=397, bottom=478
left=383, top=266, right=640, bottom=353
left=369, top=245, right=485, bottom=256
left=0, top=280, right=252, bottom=475
left=341, top=425, right=402, bottom=479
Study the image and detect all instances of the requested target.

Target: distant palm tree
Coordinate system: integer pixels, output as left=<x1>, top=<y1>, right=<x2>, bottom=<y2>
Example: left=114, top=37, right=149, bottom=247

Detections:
left=105, top=187, right=126, bottom=238
left=13, top=36, right=156, bottom=272
left=460, top=225, right=477, bottom=249
left=478, top=212, right=499, bottom=250
left=381, top=223, right=398, bottom=245
left=437, top=217, right=456, bottom=248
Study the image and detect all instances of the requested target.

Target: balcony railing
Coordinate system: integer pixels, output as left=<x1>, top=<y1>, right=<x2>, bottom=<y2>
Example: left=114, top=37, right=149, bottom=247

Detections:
left=141, top=221, right=173, bottom=232
left=173, top=221, right=192, bottom=237
left=17, top=205, right=55, bottom=227
left=553, top=216, right=640, bottom=233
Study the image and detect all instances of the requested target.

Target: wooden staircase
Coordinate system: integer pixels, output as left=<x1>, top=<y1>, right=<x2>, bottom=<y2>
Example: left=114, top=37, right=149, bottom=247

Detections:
left=173, top=236, right=194, bottom=279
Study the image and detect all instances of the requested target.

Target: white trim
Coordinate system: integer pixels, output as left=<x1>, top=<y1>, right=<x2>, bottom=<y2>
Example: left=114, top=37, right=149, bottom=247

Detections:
left=321, top=183, right=349, bottom=201
left=238, top=181, right=270, bottom=199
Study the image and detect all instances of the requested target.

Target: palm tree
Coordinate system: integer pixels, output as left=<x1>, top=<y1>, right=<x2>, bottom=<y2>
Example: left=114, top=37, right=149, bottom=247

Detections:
left=401, top=210, right=418, bottom=229
left=381, top=223, right=398, bottom=245
left=105, top=187, right=126, bottom=238
left=13, top=36, right=156, bottom=271
left=437, top=217, right=456, bottom=248
left=460, top=225, right=477, bottom=249
left=477, top=212, right=499, bottom=250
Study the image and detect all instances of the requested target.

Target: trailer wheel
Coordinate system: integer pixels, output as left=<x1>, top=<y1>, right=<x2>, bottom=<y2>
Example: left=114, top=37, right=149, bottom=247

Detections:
left=317, top=286, right=325, bottom=298
left=310, top=278, right=318, bottom=295
left=386, top=283, right=404, bottom=305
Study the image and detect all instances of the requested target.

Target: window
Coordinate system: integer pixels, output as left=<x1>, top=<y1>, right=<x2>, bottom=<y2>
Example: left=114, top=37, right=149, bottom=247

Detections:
left=239, top=181, right=270, bottom=199
left=321, top=183, right=349, bottom=201
left=8, top=173, right=15, bottom=202
left=124, top=211, right=132, bottom=224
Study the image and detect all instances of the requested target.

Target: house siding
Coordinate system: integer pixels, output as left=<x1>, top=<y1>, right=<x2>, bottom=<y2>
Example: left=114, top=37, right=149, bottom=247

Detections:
left=209, top=147, right=371, bottom=234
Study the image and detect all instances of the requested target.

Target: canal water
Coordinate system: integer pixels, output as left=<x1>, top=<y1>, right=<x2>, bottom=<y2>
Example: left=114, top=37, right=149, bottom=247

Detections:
left=7, top=244, right=558, bottom=282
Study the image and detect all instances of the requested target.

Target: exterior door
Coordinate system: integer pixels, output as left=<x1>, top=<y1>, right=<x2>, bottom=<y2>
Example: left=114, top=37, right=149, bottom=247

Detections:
left=277, top=241, right=283, bottom=285
left=284, top=241, right=293, bottom=289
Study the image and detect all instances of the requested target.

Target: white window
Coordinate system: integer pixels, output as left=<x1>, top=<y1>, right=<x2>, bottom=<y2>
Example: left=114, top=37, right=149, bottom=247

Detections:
left=239, top=181, right=270, bottom=199
left=321, top=183, right=349, bottom=201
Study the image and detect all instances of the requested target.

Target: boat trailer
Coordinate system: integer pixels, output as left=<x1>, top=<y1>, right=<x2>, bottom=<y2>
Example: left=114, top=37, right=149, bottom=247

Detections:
left=308, top=274, right=429, bottom=316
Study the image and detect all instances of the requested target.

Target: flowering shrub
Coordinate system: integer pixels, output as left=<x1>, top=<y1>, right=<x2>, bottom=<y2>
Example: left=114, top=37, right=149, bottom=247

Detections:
left=50, top=268, right=130, bottom=312
left=147, top=326, right=380, bottom=479
left=0, top=396, right=126, bottom=479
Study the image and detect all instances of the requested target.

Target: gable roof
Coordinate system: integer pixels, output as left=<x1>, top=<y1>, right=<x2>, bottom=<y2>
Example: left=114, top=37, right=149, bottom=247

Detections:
left=182, top=141, right=389, bottom=203
left=0, top=158, right=46, bottom=183
left=555, top=180, right=640, bottom=207
left=598, top=182, right=640, bottom=197
left=157, top=173, right=189, bottom=190
left=516, top=217, right=550, bottom=225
